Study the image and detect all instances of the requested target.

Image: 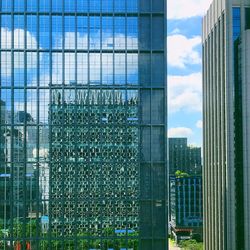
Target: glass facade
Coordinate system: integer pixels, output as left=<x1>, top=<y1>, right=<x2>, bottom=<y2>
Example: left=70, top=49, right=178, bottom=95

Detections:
left=0, top=0, right=167, bottom=249
left=169, top=176, right=203, bottom=242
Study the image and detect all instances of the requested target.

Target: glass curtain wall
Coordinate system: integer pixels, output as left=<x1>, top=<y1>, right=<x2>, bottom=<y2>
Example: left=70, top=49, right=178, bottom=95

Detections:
left=0, top=0, right=167, bottom=249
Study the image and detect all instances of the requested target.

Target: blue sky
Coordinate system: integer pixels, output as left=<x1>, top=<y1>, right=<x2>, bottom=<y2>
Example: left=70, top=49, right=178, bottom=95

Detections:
left=167, top=0, right=212, bottom=147
left=0, top=0, right=214, bottom=147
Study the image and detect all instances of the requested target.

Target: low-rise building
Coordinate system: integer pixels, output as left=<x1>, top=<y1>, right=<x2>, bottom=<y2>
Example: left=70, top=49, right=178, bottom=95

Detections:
left=169, top=176, right=203, bottom=243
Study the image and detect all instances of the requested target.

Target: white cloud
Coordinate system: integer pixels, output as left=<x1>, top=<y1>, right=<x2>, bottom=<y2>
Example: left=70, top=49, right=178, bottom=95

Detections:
left=168, top=34, right=201, bottom=68
left=196, top=120, right=203, bottom=129
left=168, top=127, right=193, bottom=137
left=1, top=28, right=40, bottom=76
left=4, top=30, right=139, bottom=123
left=168, top=72, right=202, bottom=113
left=168, top=0, right=213, bottom=19
left=1, top=28, right=38, bottom=50
left=169, top=28, right=181, bottom=35
left=39, top=32, right=138, bottom=86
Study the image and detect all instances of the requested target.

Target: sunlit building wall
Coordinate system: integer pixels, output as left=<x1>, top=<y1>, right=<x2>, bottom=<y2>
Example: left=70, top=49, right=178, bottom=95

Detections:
left=203, top=0, right=250, bottom=249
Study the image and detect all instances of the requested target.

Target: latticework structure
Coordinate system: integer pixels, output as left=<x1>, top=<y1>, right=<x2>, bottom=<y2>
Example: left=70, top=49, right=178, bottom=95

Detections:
left=50, top=89, right=139, bottom=236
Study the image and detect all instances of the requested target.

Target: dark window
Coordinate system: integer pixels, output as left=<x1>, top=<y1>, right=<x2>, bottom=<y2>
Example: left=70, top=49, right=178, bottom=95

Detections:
left=245, top=8, right=250, bottom=30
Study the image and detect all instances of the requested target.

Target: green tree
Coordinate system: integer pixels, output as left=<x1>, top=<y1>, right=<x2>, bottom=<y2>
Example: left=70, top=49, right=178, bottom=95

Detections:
left=26, top=219, right=37, bottom=237
left=0, top=218, right=4, bottom=238
left=13, top=219, right=22, bottom=237
left=39, top=240, right=49, bottom=249
left=78, top=232, right=88, bottom=249
left=175, top=170, right=190, bottom=178
left=179, top=239, right=203, bottom=250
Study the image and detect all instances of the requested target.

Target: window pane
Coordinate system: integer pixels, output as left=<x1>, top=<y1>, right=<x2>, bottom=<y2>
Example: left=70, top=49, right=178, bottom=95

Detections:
left=1, top=0, right=12, bottom=11
left=127, top=17, right=138, bottom=49
left=64, top=53, right=76, bottom=85
left=39, top=89, right=49, bottom=125
left=40, top=0, right=50, bottom=12
left=27, top=15, right=37, bottom=49
left=27, top=52, right=38, bottom=86
left=1, top=16, right=12, bottom=49
left=139, top=53, right=151, bottom=86
left=52, top=53, right=63, bottom=85
left=140, top=0, right=151, bottom=12
left=141, top=90, right=151, bottom=124
left=141, top=127, right=150, bottom=162
left=65, top=16, right=76, bottom=49
left=90, top=17, right=101, bottom=50
left=39, top=52, right=50, bottom=87
left=152, top=0, right=164, bottom=13
left=90, top=53, right=100, bottom=84
left=114, top=0, right=126, bottom=13
left=90, top=0, right=101, bottom=13
left=14, top=89, right=25, bottom=115
left=0, top=89, right=12, bottom=122
left=14, top=52, right=25, bottom=86
left=139, top=16, right=151, bottom=50
left=102, top=17, right=113, bottom=50
left=27, top=89, right=38, bottom=123
left=152, top=164, right=165, bottom=199
left=1, top=52, right=11, bottom=86
left=77, top=53, right=88, bottom=84
left=14, top=15, right=25, bottom=49
left=102, top=0, right=113, bottom=13
left=151, top=127, right=164, bottom=161
left=52, top=16, right=63, bottom=49
left=77, top=16, right=88, bottom=49
left=27, top=0, right=38, bottom=12
left=127, top=0, right=138, bottom=12
left=52, top=0, right=62, bottom=12
left=152, top=16, right=164, bottom=50
left=151, top=90, right=164, bottom=124
left=65, top=0, right=75, bottom=12
left=14, top=0, right=25, bottom=11
left=152, top=53, right=164, bottom=86
left=40, top=15, right=50, bottom=49
left=127, top=54, right=138, bottom=85
left=115, top=17, right=126, bottom=49
left=114, top=54, right=125, bottom=85
left=76, top=0, right=88, bottom=12
left=102, top=54, right=113, bottom=85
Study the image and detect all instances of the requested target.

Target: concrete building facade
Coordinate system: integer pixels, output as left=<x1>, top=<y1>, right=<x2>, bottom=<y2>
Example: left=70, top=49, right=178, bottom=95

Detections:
left=203, top=0, right=250, bottom=249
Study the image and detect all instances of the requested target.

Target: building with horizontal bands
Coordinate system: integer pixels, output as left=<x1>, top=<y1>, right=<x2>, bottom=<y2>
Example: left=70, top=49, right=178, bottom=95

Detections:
left=203, top=0, right=250, bottom=249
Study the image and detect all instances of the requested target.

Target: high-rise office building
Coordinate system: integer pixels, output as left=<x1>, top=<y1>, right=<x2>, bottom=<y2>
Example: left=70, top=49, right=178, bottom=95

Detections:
left=203, top=0, right=250, bottom=249
left=0, top=0, right=167, bottom=249
left=169, top=138, right=202, bottom=175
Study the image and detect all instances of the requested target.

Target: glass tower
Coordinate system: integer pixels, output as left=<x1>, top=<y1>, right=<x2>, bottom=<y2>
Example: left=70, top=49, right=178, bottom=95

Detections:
left=0, top=0, right=167, bottom=249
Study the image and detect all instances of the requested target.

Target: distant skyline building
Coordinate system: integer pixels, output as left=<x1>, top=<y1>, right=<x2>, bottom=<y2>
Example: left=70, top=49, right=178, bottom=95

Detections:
left=203, top=0, right=250, bottom=249
left=169, top=176, right=203, bottom=243
left=169, top=138, right=202, bottom=175
left=0, top=0, right=167, bottom=249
